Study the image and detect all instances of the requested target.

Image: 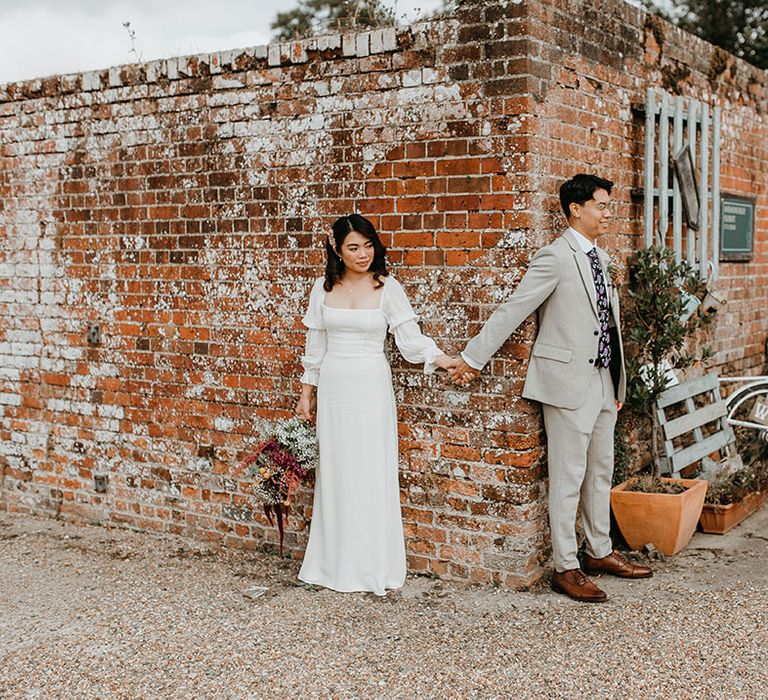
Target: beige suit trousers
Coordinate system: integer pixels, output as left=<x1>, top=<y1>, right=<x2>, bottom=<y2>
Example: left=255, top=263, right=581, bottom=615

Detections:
left=543, top=367, right=617, bottom=572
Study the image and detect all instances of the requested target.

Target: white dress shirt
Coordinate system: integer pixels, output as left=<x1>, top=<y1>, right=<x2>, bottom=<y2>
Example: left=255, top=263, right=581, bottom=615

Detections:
left=567, top=226, right=607, bottom=303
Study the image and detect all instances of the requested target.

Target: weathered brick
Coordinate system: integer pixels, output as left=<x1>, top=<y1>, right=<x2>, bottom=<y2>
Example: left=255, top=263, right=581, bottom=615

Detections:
left=0, top=0, right=766, bottom=594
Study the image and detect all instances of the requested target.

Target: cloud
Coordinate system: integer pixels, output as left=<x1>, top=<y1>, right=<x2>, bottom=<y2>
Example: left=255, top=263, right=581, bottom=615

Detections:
left=0, top=0, right=278, bottom=83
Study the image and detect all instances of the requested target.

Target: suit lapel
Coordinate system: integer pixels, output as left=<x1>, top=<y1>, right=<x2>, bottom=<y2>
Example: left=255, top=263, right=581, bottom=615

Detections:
left=563, top=229, right=599, bottom=321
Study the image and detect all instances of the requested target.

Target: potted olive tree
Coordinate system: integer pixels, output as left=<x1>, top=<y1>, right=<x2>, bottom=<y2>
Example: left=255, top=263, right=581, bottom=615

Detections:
left=610, top=245, right=713, bottom=555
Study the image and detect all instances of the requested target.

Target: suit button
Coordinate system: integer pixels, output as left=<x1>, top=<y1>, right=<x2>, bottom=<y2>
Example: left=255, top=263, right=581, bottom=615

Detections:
left=588, top=359, right=594, bottom=364
left=594, top=330, right=599, bottom=336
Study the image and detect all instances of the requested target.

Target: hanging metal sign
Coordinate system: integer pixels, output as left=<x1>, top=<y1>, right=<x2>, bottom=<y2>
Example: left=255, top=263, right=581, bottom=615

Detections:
left=720, top=195, right=755, bottom=261
left=673, top=143, right=700, bottom=230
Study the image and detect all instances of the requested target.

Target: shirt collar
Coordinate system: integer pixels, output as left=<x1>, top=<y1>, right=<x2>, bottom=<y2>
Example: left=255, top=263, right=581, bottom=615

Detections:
left=567, top=226, right=598, bottom=253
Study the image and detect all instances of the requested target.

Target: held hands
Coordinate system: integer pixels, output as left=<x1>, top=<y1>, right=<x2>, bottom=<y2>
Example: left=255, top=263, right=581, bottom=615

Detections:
left=434, top=354, right=481, bottom=386
left=449, top=356, right=481, bottom=386
left=433, top=354, right=458, bottom=372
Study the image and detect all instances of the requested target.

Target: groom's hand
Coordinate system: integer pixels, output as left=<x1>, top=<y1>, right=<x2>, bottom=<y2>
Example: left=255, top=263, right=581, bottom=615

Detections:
left=449, top=357, right=480, bottom=386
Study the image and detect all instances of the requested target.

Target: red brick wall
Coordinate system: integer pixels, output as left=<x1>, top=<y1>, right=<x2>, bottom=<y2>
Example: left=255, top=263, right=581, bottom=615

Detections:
left=1, top=0, right=766, bottom=587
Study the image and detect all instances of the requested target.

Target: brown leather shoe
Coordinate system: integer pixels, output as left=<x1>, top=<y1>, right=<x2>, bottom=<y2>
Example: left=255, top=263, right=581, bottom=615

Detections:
left=551, top=568, right=607, bottom=603
left=582, top=550, right=653, bottom=579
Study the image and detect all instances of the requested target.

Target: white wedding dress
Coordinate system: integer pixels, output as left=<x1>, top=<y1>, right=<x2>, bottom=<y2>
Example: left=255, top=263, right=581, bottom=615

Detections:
left=297, top=275, right=441, bottom=595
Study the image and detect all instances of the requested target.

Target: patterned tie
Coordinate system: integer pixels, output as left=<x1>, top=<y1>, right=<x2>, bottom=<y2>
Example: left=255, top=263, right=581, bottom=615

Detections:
left=587, top=247, right=611, bottom=369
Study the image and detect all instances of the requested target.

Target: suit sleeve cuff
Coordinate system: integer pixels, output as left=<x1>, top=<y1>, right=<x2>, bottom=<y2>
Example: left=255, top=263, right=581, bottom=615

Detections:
left=460, top=352, right=484, bottom=371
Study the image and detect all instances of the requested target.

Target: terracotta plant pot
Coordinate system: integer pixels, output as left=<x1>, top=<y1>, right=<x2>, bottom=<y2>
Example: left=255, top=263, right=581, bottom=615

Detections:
left=699, top=490, right=767, bottom=534
left=610, top=478, right=708, bottom=555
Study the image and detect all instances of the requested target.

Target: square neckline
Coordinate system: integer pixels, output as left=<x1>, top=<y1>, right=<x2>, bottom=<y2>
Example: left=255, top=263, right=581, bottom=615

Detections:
left=321, top=283, right=385, bottom=311
left=322, top=299, right=383, bottom=311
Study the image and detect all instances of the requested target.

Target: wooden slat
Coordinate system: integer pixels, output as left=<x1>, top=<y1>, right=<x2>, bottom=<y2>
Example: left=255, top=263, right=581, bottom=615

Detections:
left=658, top=92, right=670, bottom=244
left=670, top=427, right=735, bottom=472
left=672, top=96, right=684, bottom=262
left=644, top=88, right=656, bottom=247
left=711, top=105, right=721, bottom=280
left=662, top=401, right=727, bottom=440
left=685, top=398, right=705, bottom=443
left=657, top=373, right=719, bottom=408
left=698, top=102, right=710, bottom=279
left=686, top=99, right=698, bottom=265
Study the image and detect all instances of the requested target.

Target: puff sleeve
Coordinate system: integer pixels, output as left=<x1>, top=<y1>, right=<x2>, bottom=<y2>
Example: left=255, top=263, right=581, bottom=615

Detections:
left=300, top=278, right=327, bottom=386
left=382, top=277, right=442, bottom=374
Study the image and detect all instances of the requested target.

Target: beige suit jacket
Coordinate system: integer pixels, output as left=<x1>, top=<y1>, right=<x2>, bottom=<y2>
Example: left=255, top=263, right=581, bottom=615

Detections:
left=463, top=229, right=626, bottom=410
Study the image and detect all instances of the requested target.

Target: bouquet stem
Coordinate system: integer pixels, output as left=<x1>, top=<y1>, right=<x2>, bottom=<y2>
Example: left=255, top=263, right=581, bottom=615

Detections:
left=263, top=502, right=288, bottom=555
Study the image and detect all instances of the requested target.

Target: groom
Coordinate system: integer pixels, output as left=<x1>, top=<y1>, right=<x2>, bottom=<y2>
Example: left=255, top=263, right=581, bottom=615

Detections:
left=451, top=173, right=651, bottom=602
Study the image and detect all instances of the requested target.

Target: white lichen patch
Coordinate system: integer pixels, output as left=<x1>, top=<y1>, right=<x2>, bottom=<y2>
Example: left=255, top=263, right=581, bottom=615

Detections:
left=214, top=416, right=235, bottom=432
left=446, top=392, right=470, bottom=406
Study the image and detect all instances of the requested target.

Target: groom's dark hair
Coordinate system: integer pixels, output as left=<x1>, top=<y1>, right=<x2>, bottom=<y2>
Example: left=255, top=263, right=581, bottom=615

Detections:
left=559, top=174, right=614, bottom=220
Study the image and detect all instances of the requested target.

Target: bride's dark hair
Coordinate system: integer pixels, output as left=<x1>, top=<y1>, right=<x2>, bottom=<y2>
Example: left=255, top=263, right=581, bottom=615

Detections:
left=323, top=214, right=389, bottom=292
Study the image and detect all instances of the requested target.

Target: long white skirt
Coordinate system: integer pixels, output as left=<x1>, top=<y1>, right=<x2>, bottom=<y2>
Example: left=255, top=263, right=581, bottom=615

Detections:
left=298, top=351, right=406, bottom=595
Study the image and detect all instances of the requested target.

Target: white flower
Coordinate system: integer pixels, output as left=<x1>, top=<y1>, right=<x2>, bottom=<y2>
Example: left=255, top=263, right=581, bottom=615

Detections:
left=274, top=417, right=318, bottom=471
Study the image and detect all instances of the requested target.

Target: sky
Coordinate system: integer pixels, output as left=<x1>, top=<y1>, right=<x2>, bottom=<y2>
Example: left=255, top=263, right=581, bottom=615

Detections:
left=0, top=0, right=444, bottom=85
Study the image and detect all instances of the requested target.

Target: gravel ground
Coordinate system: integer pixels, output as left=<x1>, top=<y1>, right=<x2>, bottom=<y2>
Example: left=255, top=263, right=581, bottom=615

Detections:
left=1, top=509, right=767, bottom=700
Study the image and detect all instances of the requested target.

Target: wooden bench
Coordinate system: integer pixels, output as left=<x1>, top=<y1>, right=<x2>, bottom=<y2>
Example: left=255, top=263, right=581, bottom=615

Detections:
left=656, top=372, right=738, bottom=478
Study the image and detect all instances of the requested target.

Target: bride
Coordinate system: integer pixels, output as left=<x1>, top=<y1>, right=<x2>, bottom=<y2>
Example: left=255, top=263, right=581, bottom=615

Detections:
left=295, top=214, right=455, bottom=595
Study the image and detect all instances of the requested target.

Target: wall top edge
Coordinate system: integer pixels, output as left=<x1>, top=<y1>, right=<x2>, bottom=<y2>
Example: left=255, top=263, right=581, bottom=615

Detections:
left=0, top=21, right=442, bottom=103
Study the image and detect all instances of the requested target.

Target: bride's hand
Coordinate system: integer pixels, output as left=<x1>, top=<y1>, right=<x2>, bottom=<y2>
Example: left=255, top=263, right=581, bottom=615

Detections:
left=295, top=394, right=315, bottom=421
left=433, top=354, right=459, bottom=371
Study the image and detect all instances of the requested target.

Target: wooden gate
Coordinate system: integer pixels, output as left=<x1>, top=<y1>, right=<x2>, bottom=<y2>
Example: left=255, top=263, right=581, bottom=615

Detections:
left=643, top=88, right=721, bottom=279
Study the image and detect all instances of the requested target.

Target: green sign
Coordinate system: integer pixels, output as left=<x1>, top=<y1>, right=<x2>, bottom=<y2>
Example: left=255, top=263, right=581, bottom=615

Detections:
left=720, top=195, right=754, bottom=261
